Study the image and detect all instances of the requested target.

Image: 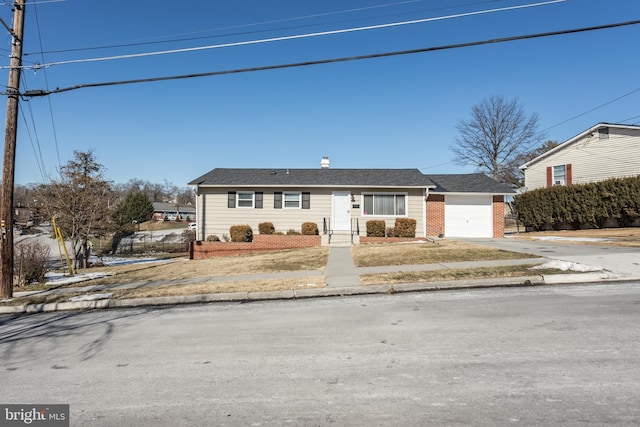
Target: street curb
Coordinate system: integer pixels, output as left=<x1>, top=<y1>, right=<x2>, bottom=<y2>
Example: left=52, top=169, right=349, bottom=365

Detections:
left=0, top=272, right=634, bottom=315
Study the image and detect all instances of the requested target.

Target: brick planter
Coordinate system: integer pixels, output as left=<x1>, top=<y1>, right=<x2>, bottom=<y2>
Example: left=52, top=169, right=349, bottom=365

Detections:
left=190, top=234, right=321, bottom=259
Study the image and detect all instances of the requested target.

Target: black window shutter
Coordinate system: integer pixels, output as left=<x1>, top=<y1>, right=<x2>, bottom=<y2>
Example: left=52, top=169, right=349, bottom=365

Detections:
left=302, top=192, right=310, bottom=209
left=274, top=192, right=282, bottom=209
left=228, top=192, right=236, bottom=208
left=255, top=192, right=263, bottom=209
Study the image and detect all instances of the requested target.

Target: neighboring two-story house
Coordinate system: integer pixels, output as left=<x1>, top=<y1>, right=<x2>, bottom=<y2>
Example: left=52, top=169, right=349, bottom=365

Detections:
left=521, top=123, right=640, bottom=190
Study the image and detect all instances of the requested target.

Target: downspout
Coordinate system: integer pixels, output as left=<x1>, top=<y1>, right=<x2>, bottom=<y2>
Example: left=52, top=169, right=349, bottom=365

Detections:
left=422, top=187, right=428, bottom=238
left=194, top=187, right=199, bottom=241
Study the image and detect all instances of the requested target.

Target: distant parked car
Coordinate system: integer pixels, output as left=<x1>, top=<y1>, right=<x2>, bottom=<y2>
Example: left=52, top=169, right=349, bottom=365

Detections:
left=188, top=222, right=197, bottom=231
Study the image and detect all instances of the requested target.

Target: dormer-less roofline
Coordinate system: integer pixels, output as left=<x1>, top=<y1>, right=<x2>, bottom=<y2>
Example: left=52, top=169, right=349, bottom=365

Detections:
left=519, top=122, right=640, bottom=170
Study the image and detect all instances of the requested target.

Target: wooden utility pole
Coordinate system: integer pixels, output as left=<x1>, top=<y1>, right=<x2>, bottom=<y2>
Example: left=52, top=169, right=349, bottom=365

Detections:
left=0, top=0, right=26, bottom=299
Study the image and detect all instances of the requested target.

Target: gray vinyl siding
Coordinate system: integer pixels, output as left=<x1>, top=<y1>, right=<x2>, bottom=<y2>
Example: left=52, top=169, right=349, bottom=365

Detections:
left=524, top=127, right=640, bottom=190
left=196, top=187, right=426, bottom=239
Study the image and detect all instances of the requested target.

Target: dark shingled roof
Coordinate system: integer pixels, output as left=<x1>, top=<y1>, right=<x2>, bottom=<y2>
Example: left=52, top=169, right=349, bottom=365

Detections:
left=425, top=173, right=515, bottom=194
left=189, top=168, right=514, bottom=194
left=189, top=168, right=434, bottom=187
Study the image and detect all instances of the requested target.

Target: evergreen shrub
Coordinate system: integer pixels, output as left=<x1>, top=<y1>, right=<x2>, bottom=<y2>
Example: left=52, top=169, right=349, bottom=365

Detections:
left=301, top=222, right=319, bottom=235
left=366, top=220, right=386, bottom=237
left=395, top=218, right=417, bottom=237
left=229, top=225, right=253, bottom=242
left=259, top=222, right=275, bottom=234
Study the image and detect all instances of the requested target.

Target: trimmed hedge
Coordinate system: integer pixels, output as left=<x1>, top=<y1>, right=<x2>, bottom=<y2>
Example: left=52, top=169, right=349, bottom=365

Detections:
left=395, top=218, right=417, bottom=238
left=301, top=222, right=319, bottom=235
left=258, top=222, right=275, bottom=235
left=366, top=220, right=386, bottom=237
left=229, top=225, right=253, bottom=242
left=514, top=176, right=640, bottom=230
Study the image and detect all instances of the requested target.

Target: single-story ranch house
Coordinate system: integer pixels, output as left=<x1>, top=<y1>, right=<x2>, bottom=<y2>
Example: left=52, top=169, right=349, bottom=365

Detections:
left=188, top=158, right=514, bottom=244
left=152, top=202, right=196, bottom=222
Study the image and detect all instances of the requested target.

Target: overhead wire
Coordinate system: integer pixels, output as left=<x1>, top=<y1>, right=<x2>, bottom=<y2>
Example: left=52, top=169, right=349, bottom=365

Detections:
left=18, top=74, right=47, bottom=181
left=16, top=19, right=639, bottom=97
left=9, top=0, right=566, bottom=70
left=25, top=0, right=507, bottom=56
left=31, top=0, right=61, bottom=167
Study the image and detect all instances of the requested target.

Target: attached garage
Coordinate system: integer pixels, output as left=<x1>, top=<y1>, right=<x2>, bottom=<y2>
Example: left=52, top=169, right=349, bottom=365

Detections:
left=444, top=194, right=493, bottom=238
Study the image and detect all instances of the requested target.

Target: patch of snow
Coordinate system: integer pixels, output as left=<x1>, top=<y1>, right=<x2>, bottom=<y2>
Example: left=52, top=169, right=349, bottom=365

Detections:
left=532, top=236, right=612, bottom=242
left=45, top=271, right=114, bottom=286
left=531, top=260, right=603, bottom=272
left=90, top=256, right=166, bottom=266
left=69, top=293, right=112, bottom=302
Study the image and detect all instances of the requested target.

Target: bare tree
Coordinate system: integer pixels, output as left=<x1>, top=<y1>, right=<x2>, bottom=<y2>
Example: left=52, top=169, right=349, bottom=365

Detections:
left=175, top=187, right=195, bottom=205
left=502, top=139, right=560, bottom=187
left=40, top=151, right=116, bottom=269
left=452, top=95, right=543, bottom=183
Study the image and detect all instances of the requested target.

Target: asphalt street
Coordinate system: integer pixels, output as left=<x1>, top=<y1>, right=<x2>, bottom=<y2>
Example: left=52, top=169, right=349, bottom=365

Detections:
left=1, top=282, right=639, bottom=426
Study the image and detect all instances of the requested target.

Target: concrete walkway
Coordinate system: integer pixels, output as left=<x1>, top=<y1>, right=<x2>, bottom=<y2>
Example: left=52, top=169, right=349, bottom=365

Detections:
left=324, top=247, right=360, bottom=287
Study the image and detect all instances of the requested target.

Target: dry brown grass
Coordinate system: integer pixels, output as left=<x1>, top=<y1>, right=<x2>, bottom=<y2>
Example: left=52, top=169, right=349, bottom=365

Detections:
left=78, top=247, right=329, bottom=287
left=351, top=240, right=533, bottom=267
left=361, top=265, right=566, bottom=285
left=511, top=227, right=640, bottom=247
left=114, top=276, right=326, bottom=299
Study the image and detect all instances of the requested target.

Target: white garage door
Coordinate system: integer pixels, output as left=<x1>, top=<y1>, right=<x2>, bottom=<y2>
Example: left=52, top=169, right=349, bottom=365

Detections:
left=444, top=195, right=493, bottom=238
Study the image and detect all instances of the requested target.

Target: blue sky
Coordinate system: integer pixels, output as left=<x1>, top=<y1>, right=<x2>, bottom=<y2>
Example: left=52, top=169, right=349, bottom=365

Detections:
left=2, top=0, right=639, bottom=188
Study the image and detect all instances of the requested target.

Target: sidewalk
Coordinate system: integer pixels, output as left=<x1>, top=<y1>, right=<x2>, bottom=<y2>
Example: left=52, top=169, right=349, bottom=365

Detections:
left=1, top=246, right=631, bottom=315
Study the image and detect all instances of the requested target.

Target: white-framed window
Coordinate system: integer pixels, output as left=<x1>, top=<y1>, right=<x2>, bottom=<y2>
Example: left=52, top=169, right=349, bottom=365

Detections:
left=362, top=193, right=407, bottom=216
left=553, top=165, right=566, bottom=186
left=283, top=192, right=301, bottom=209
left=237, top=191, right=254, bottom=208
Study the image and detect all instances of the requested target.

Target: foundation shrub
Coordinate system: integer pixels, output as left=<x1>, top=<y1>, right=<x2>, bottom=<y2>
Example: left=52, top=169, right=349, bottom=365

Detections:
left=366, top=220, right=386, bottom=237
left=258, top=222, right=275, bottom=235
left=229, top=225, right=253, bottom=242
left=395, top=218, right=417, bottom=238
left=301, top=222, right=319, bottom=235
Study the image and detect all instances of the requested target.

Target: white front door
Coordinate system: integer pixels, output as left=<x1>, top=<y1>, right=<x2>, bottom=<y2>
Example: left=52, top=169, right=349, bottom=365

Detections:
left=332, top=192, right=351, bottom=231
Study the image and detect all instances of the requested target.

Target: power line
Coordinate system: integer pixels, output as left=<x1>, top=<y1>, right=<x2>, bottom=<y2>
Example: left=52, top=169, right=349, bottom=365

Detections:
left=541, top=87, right=640, bottom=132
left=24, top=0, right=506, bottom=56
left=32, top=0, right=61, bottom=166
left=16, top=19, right=640, bottom=98
left=9, top=0, right=566, bottom=71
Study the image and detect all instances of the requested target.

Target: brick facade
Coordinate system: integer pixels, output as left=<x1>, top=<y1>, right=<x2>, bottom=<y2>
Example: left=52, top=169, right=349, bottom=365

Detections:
left=492, top=195, right=505, bottom=238
left=426, top=194, right=445, bottom=237
left=190, top=234, right=321, bottom=259
left=426, top=194, right=505, bottom=238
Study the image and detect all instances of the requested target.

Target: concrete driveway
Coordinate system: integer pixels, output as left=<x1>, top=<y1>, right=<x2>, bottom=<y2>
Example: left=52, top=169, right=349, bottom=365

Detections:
left=459, top=236, right=640, bottom=279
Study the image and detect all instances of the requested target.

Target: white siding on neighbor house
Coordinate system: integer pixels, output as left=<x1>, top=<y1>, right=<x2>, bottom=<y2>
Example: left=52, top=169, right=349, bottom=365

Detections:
left=524, top=127, right=640, bottom=190
left=195, top=187, right=426, bottom=239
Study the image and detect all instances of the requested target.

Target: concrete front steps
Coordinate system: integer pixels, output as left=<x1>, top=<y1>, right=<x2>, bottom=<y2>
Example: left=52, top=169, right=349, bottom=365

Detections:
left=321, top=231, right=359, bottom=246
